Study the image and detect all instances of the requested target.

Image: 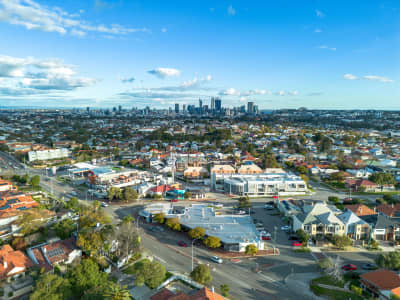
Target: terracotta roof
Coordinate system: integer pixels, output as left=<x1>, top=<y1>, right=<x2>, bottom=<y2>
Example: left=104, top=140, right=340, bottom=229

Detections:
left=361, top=270, right=400, bottom=290
left=150, top=287, right=226, bottom=300
left=192, top=288, right=227, bottom=300
left=377, top=204, right=400, bottom=218
left=0, top=245, right=34, bottom=280
left=149, top=185, right=175, bottom=193
left=345, top=204, right=377, bottom=216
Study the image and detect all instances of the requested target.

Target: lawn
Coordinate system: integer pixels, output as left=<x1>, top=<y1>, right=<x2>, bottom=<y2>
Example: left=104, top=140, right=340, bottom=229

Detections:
left=312, top=276, right=344, bottom=288
left=310, top=283, right=363, bottom=300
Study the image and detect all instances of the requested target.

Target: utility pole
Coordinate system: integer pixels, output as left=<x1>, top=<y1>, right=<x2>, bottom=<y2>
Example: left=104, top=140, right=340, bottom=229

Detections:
left=191, top=238, right=199, bottom=271
left=273, top=226, right=277, bottom=255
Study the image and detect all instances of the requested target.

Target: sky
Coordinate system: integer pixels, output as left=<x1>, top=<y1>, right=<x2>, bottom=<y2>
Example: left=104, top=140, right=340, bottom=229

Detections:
left=0, top=0, right=399, bottom=109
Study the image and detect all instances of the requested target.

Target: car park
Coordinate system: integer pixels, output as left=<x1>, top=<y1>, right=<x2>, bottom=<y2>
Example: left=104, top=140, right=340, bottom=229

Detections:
left=210, top=256, right=223, bottom=264
left=342, top=264, right=357, bottom=271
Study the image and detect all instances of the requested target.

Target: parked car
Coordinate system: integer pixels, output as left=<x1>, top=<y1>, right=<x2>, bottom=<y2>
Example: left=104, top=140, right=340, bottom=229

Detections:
left=262, top=235, right=271, bottom=240
left=170, top=199, right=179, bottom=202
left=210, top=256, right=223, bottom=264
left=237, top=210, right=246, bottom=215
left=281, top=225, right=290, bottom=231
left=264, top=204, right=274, bottom=210
left=101, top=202, right=109, bottom=207
left=214, top=203, right=223, bottom=208
left=266, top=201, right=274, bottom=205
left=362, top=263, right=378, bottom=270
left=292, top=241, right=302, bottom=247
left=177, top=241, right=188, bottom=247
left=255, top=222, right=264, bottom=227
left=342, top=264, right=357, bottom=271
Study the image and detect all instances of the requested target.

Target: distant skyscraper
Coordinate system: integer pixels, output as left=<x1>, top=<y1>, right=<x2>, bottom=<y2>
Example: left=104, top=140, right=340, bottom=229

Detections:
left=112, top=106, right=117, bottom=112
left=199, top=98, right=203, bottom=109
left=182, top=104, right=186, bottom=112
left=247, top=102, right=254, bottom=114
left=86, top=107, right=90, bottom=113
left=211, top=97, right=215, bottom=111
left=215, top=98, right=222, bottom=111
left=118, top=105, right=122, bottom=112
left=175, top=103, right=179, bottom=114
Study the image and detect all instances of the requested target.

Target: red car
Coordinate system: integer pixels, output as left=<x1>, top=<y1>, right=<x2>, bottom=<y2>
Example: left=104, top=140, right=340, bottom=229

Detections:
left=177, top=241, right=187, bottom=247
left=262, top=236, right=271, bottom=241
left=342, top=264, right=357, bottom=271
left=292, top=241, right=302, bottom=247
left=170, top=199, right=178, bottom=202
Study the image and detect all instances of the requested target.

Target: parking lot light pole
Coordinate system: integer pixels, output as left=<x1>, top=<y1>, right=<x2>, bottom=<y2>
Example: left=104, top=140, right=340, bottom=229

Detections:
left=191, top=238, right=199, bottom=272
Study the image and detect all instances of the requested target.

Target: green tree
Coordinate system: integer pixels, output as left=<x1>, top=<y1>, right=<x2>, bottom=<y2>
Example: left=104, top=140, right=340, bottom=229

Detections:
left=376, top=252, right=400, bottom=270
left=108, top=187, right=122, bottom=202
left=238, top=196, right=251, bottom=208
left=122, top=188, right=138, bottom=203
left=133, top=259, right=166, bottom=289
left=184, top=191, right=192, bottom=199
left=153, top=213, right=165, bottom=224
left=165, top=218, right=181, bottom=231
left=191, top=264, right=212, bottom=284
left=245, top=244, right=258, bottom=256
left=53, top=219, right=75, bottom=239
left=103, top=283, right=131, bottom=300
left=369, top=239, right=380, bottom=250
left=328, top=196, right=340, bottom=204
left=30, top=175, right=41, bottom=187
left=67, top=259, right=109, bottom=298
left=369, top=172, right=396, bottom=186
left=77, top=231, right=104, bottom=257
left=332, top=235, right=352, bottom=250
left=65, top=197, right=79, bottom=211
left=220, top=284, right=230, bottom=297
left=296, top=165, right=308, bottom=174
left=188, top=227, right=206, bottom=240
left=30, top=273, right=71, bottom=300
left=296, top=229, right=309, bottom=244
left=203, top=236, right=221, bottom=248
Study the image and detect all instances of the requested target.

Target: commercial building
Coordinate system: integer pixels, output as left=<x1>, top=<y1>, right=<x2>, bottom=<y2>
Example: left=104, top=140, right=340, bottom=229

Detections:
left=28, top=148, right=71, bottom=162
left=212, top=172, right=307, bottom=196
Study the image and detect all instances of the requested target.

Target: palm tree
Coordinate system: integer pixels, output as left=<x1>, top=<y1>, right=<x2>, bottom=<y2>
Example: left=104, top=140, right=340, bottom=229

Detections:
left=103, top=284, right=131, bottom=300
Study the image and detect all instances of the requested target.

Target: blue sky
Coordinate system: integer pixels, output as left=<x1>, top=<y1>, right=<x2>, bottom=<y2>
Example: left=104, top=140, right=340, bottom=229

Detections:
left=0, top=0, right=399, bottom=109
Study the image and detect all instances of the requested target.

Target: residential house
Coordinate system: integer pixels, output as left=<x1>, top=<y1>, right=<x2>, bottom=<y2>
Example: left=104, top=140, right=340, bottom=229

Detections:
left=27, top=237, right=82, bottom=272
left=183, top=166, right=209, bottom=179
left=345, top=204, right=378, bottom=217
left=0, top=179, right=13, bottom=192
left=360, top=269, right=400, bottom=299
left=150, top=287, right=227, bottom=300
left=338, top=209, right=370, bottom=241
left=0, top=245, right=34, bottom=282
left=292, top=203, right=345, bottom=240
left=345, top=179, right=378, bottom=192
left=237, top=163, right=263, bottom=174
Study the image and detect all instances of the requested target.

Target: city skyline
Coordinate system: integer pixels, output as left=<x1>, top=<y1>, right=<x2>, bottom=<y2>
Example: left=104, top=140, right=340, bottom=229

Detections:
left=0, top=0, right=399, bottom=109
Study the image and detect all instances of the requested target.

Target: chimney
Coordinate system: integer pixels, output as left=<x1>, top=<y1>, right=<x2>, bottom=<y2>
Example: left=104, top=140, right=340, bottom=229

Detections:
left=3, top=260, right=7, bottom=269
left=211, top=286, right=215, bottom=293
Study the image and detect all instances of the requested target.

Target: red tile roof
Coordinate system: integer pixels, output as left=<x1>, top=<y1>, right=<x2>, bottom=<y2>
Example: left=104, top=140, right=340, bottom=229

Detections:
left=345, top=204, right=377, bottom=216
left=0, top=245, right=34, bottom=280
left=361, top=270, right=400, bottom=290
left=377, top=204, right=400, bottom=218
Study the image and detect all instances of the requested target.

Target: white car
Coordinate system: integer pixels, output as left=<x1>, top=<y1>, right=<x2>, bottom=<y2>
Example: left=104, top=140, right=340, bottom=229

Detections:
left=281, top=225, right=290, bottom=231
left=214, top=203, right=223, bottom=208
left=101, top=202, right=109, bottom=207
left=264, top=204, right=274, bottom=210
left=210, top=256, right=223, bottom=264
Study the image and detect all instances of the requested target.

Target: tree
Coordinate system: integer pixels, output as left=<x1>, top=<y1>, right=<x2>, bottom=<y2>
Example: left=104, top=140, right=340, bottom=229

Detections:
left=122, top=188, right=138, bottom=203
left=30, top=273, right=71, bottom=300
left=103, top=283, right=131, bottom=300
left=112, top=219, right=140, bottom=259
left=53, top=219, right=75, bottom=239
left=245, top=244, right=258, bottom=256
left=190, top=264, right=212, bottom=284
left=17, top=209, right=47, bottom=235
left=30, top=175, right=41, bottom=187
left=220, top=284, right=230, bottom=297
left=376, top=252, right=400, bottom=270
left=153, top=213, right=165, bottom=224
left=108, top=187, right=122, bottom=202
left=332, top=235, right=352, bottom=250
left=369, top=172, right=396, bottom=186
left=188, top=227, right=206, bottom=240
left=238, top=196, right=251, bottom=208
left=369, top=239, right=380, bottom=250
left=165, top=218, right=181, bottom=231
left=328, top=196, right=340, bottom=204
left=296, top=165, right=308, bottom=175
left=65, top=197, right=79, bottom=211
left=296, top=229, right=309, bottom=244
left=67, top=259, right=109, bottom=298
left=133, top=259, right=166, bottom=289
left=184, top=191, right=192, bottom=199
left=77, top=231, right=104, bottom=257
left=203, top=236, right=221, bottom=248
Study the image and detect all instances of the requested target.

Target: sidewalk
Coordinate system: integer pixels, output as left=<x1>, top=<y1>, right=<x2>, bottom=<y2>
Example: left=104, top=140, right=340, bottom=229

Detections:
left=284, top=272, right=325, bottom=300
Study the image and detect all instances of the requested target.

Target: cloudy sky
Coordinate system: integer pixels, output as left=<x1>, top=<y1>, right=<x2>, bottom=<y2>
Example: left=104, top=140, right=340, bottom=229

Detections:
left=0, top=0, right=399, bottom=109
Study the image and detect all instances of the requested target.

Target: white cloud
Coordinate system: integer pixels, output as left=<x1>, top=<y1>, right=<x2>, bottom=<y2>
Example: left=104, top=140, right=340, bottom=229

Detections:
left=228, top=5, right=236, bottom=16
left=319, top=45, right=336, bottom=51
left=363, top=75, right=393, bottom=83
left=0, top=54, right=96, bottom=94
left=147, top=67, right=180, bottom=78
left=344, top=73, right=393, bottom=83
left=161, top=27, right=167, bottom=33
left=314, top=28, right=322, bottom=33
left=219, top=88, right=295, bottom=97
left=316, top=9, right=325, bottom=18
left=219, top=88, right=240, bottom=96
left=344, top=73, right=358, bottom=80
left=0, top=0, right=149, bottom=37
